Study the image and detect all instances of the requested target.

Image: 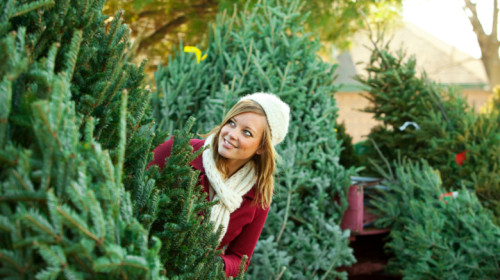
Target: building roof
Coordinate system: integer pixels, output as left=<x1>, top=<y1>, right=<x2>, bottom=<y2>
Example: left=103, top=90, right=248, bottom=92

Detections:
left=335, top=22, right=489, bottom=92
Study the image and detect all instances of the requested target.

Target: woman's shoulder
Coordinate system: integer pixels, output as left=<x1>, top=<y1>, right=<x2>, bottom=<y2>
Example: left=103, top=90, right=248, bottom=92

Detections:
left=189, top=138, right=205, bottom=152
left=156, top=137, right=205, bottom=152
left=242, top=188, right=270, bottom=213
left=243, top=187, right=256, bottom=200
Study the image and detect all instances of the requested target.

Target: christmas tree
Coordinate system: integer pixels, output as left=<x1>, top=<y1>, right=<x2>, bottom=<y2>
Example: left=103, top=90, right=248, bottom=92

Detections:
left=355, top=44, right=453, bottom=174
left=371, top=160, right=500, bottom=279
left=1, top=0, right=225, bottom=278
left=144, top=119, right=227, bottom=279
left=152, top=0, right=356, bottom=279
left=357, top=41, right=500, bottom=222
left=0, top=2, right=163, bottom=278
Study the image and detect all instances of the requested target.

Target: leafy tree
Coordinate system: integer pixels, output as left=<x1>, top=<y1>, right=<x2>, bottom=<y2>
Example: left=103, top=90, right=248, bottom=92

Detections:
left=103, top=0, right=402, bottom=66
left=103, top=0, right=228, bottom=62
left=152, top=0, right=357, bottom=278
left=302, top=0, right=402, bottom=50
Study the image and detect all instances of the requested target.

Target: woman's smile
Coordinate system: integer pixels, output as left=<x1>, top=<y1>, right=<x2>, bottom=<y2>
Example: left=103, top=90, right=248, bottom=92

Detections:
left=222, top=138, right=237, bottom=149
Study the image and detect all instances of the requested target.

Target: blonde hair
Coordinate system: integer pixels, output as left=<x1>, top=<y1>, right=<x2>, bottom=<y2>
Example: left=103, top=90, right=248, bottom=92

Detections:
left=202, top=100, right=276, bottom=208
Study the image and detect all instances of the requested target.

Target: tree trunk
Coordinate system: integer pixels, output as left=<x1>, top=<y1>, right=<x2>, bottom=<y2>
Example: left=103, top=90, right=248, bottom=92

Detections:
left=482, top=47, right=500, bottom=89
left=464, top=0, right=500, bottom=89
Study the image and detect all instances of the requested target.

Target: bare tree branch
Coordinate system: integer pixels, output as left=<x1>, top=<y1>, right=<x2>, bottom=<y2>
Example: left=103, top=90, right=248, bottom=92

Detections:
left=493, top=0, right=498, bottom=40
left=463, top=0, right=500, bottom=88
left=138, top=15, right=188, bottom=52
left=138, top=10, right=165, bottom=19
left=464, top=0, right=486, bottom=43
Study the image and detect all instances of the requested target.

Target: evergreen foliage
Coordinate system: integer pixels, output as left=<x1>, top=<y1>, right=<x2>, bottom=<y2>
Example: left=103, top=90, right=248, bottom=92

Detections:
left=152, top=0, right=356, bottom=278
left=355, top=45, right=449, bottom=172
left=371, top=160, right=500, bottom=279
left=1, top=0, right=225, bottom=278
left=356, top=42, right=500, bottom=222
left=335, top=121, right=361, bottom=169
left=145, top=119, right=226, bottom=279
left=0, top=4, right=163, bottom=278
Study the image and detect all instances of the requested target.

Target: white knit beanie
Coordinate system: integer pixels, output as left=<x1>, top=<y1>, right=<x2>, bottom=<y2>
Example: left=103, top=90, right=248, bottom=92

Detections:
left=239, top=92, right=290, bottom=145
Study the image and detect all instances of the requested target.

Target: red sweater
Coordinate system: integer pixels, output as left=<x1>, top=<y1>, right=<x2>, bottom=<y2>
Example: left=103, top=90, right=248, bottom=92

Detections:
left=148, top=137, right=269, bottom=277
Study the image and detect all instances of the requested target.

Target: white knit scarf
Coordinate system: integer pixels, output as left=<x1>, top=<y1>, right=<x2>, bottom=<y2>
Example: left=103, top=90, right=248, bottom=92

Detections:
left=202, top=134, right=257, bottom=241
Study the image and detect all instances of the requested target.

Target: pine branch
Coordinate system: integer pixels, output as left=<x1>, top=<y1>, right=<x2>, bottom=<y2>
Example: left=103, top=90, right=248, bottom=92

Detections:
left=12, top=0, right=54, bottom=18
left=0, top=249, right=24, bottom=273
left=56, top=204, right=102, bottom=245
left=63, top=29, right=83, bottom=82
left=23, top=210, right=62, bottom=242
left=115, top=91, right=128, bottom=183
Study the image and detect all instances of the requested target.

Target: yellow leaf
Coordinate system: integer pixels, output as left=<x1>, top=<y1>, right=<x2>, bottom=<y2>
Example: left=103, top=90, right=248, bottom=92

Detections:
left=184, top=46, right=206, bottom=64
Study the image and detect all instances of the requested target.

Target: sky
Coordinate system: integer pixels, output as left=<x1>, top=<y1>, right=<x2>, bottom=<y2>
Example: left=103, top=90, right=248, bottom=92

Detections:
left=402, top=0, right=494, bottom=58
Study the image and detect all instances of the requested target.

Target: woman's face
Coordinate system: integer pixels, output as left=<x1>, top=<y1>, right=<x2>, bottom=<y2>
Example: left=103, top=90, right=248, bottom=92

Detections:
left=218, top=112, right=267, bottom=169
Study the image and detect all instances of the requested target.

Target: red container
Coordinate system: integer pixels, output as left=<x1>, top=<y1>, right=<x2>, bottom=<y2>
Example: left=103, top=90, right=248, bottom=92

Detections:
left=340, top=177, right=390, bottom=239
left=341, top=185, right=364, bottom=234
left=338, top=178, right=394, bottom=277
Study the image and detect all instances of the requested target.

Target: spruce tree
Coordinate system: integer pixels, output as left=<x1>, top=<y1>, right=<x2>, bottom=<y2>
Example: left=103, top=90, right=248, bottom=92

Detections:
left=152, top=0, right=356, bottom=279
left=1, top=0, right=225, bottom=278
left=371, top=160, right=500, bottom=279
left=0, top=5, right=163, bottom=279
left=144, top=119, right=226, bottom=279
left=357, top=42, right=500, bottom=222
left=355, top=45, right=452, bottom=174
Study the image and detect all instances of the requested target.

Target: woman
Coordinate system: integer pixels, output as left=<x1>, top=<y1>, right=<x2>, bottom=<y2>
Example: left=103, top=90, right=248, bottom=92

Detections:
left=148, top=92, right=290, bottom=277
